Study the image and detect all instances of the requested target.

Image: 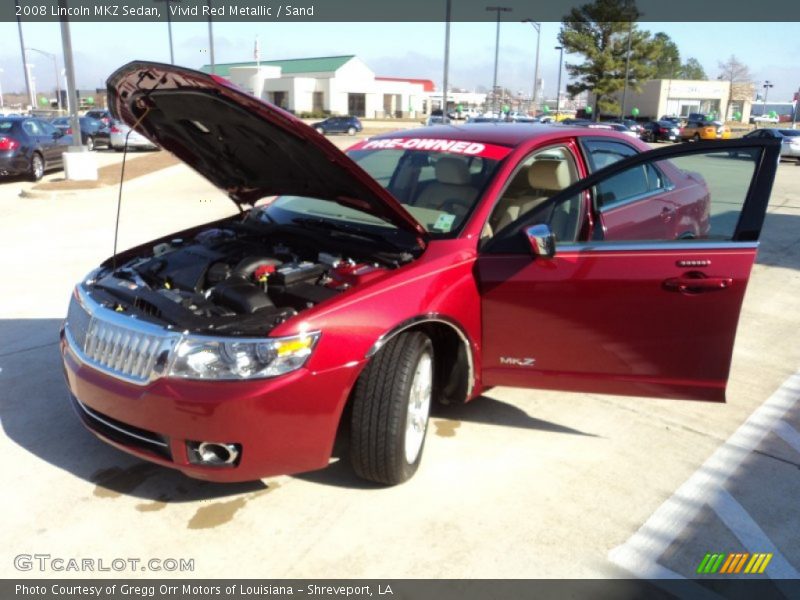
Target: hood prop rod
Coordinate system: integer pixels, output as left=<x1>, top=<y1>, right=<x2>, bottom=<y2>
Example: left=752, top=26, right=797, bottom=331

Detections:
left=112, top=106, right=151, bottom=269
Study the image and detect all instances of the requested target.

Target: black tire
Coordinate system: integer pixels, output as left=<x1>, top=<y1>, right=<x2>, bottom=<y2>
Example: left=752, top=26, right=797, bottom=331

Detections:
left=347, top=127, right=356, bottom=136
left=350, top=331, right=434, bottom=485
left=29, top=153, right=44, bottom=182
left=693, top=133, right=701, bottom=142
left=114, top=146, right=124, bottom=152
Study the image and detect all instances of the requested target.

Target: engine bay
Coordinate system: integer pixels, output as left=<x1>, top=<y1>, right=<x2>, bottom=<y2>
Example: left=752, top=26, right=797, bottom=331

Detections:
left=85, top=219, right=398, bottom=336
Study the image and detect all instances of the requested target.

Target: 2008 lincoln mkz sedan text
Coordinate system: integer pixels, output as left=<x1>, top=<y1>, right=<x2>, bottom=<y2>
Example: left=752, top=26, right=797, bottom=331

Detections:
left=61, top=62, right=780, bottom=485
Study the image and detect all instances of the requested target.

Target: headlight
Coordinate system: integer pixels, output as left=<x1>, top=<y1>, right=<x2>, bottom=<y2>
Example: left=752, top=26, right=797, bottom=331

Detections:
left=168, top=332, right=320, bottom=380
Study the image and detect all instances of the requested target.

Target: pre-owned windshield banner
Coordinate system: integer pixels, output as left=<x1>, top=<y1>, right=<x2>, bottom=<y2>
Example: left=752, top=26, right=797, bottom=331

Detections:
left=349, top=138, right=513, bottom=161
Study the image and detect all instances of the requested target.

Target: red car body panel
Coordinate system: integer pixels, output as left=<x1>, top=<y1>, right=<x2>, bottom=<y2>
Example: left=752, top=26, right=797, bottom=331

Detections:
left=478, top=246, right=757, bottom=401
left=63, top=338, right=361, bottom=481
left=60, top=63, right=779, bottom=482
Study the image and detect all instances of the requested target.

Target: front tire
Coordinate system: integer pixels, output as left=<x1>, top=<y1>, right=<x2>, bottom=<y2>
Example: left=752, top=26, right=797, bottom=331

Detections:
left=350, top=331, right=433, bottom=485
left=29, top=153, right=44, bottom=182
left=347, top=127, right=357, bottom=136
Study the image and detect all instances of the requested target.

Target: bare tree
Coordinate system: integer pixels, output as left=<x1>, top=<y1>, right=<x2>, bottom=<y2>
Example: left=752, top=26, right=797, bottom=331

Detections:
left=717, top=55, right=752, bottom=121
left=718, top=55, right=751, bottom=83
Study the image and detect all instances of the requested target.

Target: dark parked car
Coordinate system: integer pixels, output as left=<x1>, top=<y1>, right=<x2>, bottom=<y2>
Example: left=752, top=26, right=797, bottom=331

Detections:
left=62, top=61, right=781, bottom=486
left=0, top=116, right=70, bottom=180
left=310, top=116, right=363, bottom=136
left=606, top=118, right=645, bottom=136
left=51, top=116, right=111, bottom=151
left=641, top=120, right=682, bottom=143
left=660, top=116, right=684, bottom=127
left=84, top=109, right=112, bottom=126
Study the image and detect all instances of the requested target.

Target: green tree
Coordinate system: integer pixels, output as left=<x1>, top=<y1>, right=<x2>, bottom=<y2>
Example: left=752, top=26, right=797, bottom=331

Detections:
left=679, top=58, right=707, bottom=80
left=652, top=32, right=681, bottom=78
left=558, top=0, right=659, bottom=116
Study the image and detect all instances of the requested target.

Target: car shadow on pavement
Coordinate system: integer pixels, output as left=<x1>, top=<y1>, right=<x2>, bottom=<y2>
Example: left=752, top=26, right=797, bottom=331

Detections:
left=431, top=395, right=600, bottom=437
left=755, top=212, right=800, bottom=270
left=293, top=394, right=599, bottom=490
left=0, top=318, right=266, bottom=503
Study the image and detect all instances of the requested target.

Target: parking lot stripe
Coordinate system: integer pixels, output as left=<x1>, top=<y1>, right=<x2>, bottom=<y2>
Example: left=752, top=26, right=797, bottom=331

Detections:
left=711, top=489, right=799, bottom=579
left=609, top=370, right=800, bottom=578
left=773, top=421, right=800, bottom=454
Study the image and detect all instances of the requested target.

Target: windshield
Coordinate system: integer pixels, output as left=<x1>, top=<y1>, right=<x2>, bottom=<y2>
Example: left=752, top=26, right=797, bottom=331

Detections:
left=347, top=145, right=504, bottom=236
left=254, top=141, right=507, bottom=239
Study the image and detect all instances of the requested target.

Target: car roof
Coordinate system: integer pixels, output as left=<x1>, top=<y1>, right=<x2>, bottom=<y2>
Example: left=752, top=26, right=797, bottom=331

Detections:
left=368, top=122, right=644, bottom=148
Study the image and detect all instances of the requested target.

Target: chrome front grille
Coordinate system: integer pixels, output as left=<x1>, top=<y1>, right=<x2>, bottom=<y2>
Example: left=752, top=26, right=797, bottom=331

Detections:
left=83, top=320, right=168, bottom=381
left=65, top=288, right=178, bottom=385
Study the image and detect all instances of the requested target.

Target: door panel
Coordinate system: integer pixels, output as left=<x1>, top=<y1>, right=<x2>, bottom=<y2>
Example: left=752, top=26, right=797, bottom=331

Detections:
left=478, top=244, right=756, bottom=401
left=477, top=139, right=780, bottom=402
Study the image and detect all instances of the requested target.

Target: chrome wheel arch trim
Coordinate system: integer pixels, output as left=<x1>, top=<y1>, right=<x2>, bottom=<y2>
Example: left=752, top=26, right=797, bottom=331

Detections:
left=365, top=314, right=476, bottom=399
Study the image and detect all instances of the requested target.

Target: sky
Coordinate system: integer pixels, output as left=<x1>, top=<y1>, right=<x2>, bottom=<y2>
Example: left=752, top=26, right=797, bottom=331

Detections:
left=0, top=20, right=797, bottom=104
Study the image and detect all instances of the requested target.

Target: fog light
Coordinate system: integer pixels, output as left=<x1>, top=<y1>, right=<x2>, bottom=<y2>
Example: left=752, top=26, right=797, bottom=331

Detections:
left=187, top=441, right=241, bottom=466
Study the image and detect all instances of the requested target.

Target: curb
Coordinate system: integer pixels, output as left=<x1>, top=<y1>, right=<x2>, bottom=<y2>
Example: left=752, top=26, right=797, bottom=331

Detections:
left=19, top=185, right=107, bottom=200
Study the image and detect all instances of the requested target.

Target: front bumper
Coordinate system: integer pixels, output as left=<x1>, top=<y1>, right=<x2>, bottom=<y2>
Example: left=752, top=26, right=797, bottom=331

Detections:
left=61, top=330, right=362, bottom=482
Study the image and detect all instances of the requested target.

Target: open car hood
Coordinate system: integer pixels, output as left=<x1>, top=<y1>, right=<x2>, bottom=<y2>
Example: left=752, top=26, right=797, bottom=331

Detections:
left=106, top=61, right=427, bottom=242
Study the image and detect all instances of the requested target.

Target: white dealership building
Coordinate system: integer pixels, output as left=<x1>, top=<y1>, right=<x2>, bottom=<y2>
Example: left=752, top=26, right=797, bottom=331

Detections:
left=201, top=55, right=435, bottom=118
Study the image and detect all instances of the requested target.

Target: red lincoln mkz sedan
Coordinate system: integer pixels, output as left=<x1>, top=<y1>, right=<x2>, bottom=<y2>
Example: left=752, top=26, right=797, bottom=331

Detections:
left=61, top=62, right=780, bottom=485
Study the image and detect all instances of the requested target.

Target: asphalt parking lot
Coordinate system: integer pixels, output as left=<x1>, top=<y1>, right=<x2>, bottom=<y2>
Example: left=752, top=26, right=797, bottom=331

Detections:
left=1, top=142, right=799, bottom=582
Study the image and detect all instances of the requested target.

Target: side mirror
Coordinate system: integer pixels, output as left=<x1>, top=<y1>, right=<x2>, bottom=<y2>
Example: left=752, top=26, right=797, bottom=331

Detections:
left=524, top=223, right=556, bottom=259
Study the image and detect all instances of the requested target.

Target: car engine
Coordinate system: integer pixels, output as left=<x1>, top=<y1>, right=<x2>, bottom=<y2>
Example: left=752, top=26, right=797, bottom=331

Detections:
left=86, top=224, right=390, bottom=336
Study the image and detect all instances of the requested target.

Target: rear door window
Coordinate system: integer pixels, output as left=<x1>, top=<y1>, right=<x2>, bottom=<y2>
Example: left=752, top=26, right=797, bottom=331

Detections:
left=580, top=139, right=638, bottom=172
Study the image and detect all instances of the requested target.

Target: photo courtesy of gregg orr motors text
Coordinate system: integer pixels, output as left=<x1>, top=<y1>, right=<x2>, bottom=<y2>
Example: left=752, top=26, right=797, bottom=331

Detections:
left=14, top=555, right=194, bottom=573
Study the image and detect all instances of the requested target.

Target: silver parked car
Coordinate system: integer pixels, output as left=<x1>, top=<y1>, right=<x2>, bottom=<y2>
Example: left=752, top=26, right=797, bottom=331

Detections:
left=743, top=128, right=800, bottom=161
left=109, top=119, right=158, bottom=151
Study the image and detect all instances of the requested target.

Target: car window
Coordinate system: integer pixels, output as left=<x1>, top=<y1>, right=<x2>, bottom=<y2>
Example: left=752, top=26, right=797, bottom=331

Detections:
left=39, top=121, right=58, bottom=136
left=23, top=120, right=43, bottom=136
left=595, top=162, right=669, bottom=210
left=580, top=139, right=638, bottom=172
left=293, top=142, right=509, bottom=238
left=582, top=150, right=757, bottom=243
left=486, top=145, right=580, bottom=240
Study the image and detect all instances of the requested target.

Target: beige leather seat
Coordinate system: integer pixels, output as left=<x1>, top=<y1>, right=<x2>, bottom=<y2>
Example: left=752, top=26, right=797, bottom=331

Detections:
left=491, top=159, right=573, bottom=233
left=414, top=157, right=478, bottom=216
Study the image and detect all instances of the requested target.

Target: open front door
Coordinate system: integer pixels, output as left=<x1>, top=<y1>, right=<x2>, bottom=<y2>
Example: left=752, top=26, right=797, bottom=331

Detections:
left=477, top=139, right=780, bottom=402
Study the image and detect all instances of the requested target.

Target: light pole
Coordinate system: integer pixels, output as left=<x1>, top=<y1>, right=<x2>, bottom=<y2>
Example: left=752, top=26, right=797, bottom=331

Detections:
left=207, top=0, right=215, bottom=73
left=15, top=0, right=33, bottom=113
left=27, top=47, right=62, bottom=112
left=762, top=80, right=774, bottom=112
left=61, top=69, right=70, bottom=113
left=26, top=63, right=36, bottom=108
left=154, top=0, right=179, bottom=64
left=59, top=0, right=84, bottom=149
left=555, top=46, right=564, bottom=118
left=0, top=68, right=4, bottom=110
left=442, top=0, right=452, bottom=123
left=620, top=19, right=633, bottom=119
left=521, top=19, right=541, bottom=115
left=486, top=6, right=512, bottom=115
